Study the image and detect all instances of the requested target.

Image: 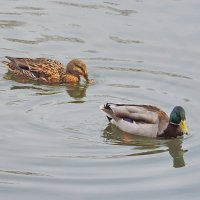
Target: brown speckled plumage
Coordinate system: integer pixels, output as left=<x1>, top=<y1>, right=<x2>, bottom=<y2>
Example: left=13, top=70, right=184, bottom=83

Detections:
left=3, top=56, right=92, bottom=84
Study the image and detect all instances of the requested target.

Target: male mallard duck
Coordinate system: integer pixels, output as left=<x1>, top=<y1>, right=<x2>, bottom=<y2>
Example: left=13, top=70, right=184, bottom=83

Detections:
left=100, top=103, right=188, bottom=138
left=3, top=56, right=93, bottom=84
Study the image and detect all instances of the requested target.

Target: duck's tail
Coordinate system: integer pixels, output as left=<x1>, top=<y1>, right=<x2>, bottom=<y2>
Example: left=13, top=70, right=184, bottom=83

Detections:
left=2, top=60, right=13, bottom=72
left=100, top=103, right=120, bottom=122
left=2, top=56, right=19, bottom=72
left=2, top=60, right=9, bottom=65
left=2, top=56, right=12, bottom=65
left=5, top=56, right=16, bottom=61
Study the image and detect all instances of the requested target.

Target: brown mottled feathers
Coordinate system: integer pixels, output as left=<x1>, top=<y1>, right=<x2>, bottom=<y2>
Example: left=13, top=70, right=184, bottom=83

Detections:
left=3, top=56, right=91, bottom=84
left=4, top=56, right=64, bottom=83
left=62, top=74, right=80, bottom=84
left=137, top=104, right=169, bottom=122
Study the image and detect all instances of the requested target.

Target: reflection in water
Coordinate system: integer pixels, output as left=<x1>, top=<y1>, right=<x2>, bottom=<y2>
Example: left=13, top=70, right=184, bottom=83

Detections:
left=99, top=66, right=191, bottom=79
left=4, top=71, right=34, bottom=84
left=166, top=139, right=187, bottom=168
left=10, top=85, right=61, bottom=96
left=15, top=6, right=45, bottom=11
left=52, top=1, right=136, bottom=16
left=15, top=6, right=46, bottom=16
left=4, top=72, right=59, bottom=96
left=5, top=34, right=84, bottom=44
left=0, top=169, right=47, bottom=176
left=66, top=84, right=87, bottom=100
left=103, top=124, right=187, bottom=168
left=110, top=36, right=142, bottom=44
left=0, top=20, right=26, bottom=28
left=0, top=6, right=46, bottom=16
left=5, top=72, right=88, bottom=99
left=108, top=83, right=140, bottom=89
left=0, top=12, right=21, bottom=16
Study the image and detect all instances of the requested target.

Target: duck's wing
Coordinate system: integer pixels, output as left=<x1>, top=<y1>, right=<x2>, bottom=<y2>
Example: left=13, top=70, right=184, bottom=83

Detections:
left=101, top=103, right=168, bottom=124
left=100, top=103, right=160, bottom=137
left=3, top=56, right=64, bottom=83
left=100, top=103, right=169, bottom=137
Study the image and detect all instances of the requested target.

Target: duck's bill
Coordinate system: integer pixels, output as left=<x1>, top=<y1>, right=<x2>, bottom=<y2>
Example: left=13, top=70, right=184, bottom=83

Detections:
left=87, top=79, right=93, bottom=84
left=179, top=120, right=188, bottom=135
left=84, top=74, right=93, bottom=84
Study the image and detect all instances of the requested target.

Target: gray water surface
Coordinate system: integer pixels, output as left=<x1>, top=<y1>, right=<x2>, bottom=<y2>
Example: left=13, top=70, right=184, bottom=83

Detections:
left=0, top=0, right=200, bottom=199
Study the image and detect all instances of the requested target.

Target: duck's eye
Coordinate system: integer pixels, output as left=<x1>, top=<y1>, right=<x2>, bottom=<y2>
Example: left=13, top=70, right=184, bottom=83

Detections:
left=77, top=66, right=85, bottom=73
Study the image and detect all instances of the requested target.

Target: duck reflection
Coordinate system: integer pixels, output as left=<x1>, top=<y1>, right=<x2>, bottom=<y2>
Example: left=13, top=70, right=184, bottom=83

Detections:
left=102, top=124, right=187, bottom=168
left=5, top=72, right=89, bottom=99
left=166, top=139, right=187, bottom=168
left=65, top=84, right=87, bottom=99
left=4, top=71, right=32, bottom=84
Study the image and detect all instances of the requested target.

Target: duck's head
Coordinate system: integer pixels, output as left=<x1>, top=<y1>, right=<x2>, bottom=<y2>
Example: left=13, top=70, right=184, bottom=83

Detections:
left=169, top=106, right=188, bottom=135
left=66, top=59, right=93, bottom=83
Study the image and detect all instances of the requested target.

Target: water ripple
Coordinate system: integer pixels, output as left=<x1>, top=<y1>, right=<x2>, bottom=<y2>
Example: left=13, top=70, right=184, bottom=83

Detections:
left=98, top=66, right=192, bottom=79
left=0, top=12, right=21, bottom=16
left=102, top=124, right=187, bottom=168
left=14, top=6, right=46, bottom=16
left=5, top=34, right=85, bottom=44
left=0, top=20, right=26, bottom=28
left=0, top=0, right=199, bottom=198
left=0, top=169, right=48, bottom=177
left=108, top=83, right=140, bottom=89
left=51, top=1, right=136, bottom=16
left=15, top=6, right=45, bottom=11
left=110, top=36, right=143, bottom=44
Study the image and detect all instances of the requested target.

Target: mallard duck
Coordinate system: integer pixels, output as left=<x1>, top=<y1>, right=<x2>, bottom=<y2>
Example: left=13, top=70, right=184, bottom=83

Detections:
left=100, top=103, right=188, bottom=138
left=3, top=56, right=93, bottom=84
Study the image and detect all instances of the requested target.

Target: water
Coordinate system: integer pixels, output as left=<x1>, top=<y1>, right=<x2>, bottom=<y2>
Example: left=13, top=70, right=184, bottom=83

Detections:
left=0, top=0, right=200, bottom=199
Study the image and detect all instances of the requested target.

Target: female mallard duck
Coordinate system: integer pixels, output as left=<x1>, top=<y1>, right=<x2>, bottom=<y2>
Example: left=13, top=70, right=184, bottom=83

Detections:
left=100, top=103, right=188, bottom=138
left=3, top=56, right=93, bottom=84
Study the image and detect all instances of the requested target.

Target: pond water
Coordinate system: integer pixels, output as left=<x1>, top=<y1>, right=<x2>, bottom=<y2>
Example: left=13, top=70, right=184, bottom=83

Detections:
left=0, top=0, right=200, bottom=199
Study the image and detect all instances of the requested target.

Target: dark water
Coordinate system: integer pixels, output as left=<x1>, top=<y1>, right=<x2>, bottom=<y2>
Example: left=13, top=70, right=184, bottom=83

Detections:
left=0, top=0, right=200, bottom=199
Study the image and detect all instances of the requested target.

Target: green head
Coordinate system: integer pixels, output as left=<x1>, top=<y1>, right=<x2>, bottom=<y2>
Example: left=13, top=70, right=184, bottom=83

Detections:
left=170, top=106, right=188, bottom=134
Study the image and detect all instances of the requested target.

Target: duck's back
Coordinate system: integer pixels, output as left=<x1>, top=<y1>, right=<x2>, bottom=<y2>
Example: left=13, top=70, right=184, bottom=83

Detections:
left=4, top=57, right=65, bottom=83
left=101, top=103, right=169, bottom=137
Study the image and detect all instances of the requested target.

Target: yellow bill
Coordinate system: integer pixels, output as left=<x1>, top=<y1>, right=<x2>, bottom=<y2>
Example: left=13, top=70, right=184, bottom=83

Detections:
left=179, top=120, right=188, bottom=135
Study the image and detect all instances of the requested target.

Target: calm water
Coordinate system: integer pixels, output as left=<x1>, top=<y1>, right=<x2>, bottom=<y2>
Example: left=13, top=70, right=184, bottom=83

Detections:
left=0, top=0, right=200, bottom=199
